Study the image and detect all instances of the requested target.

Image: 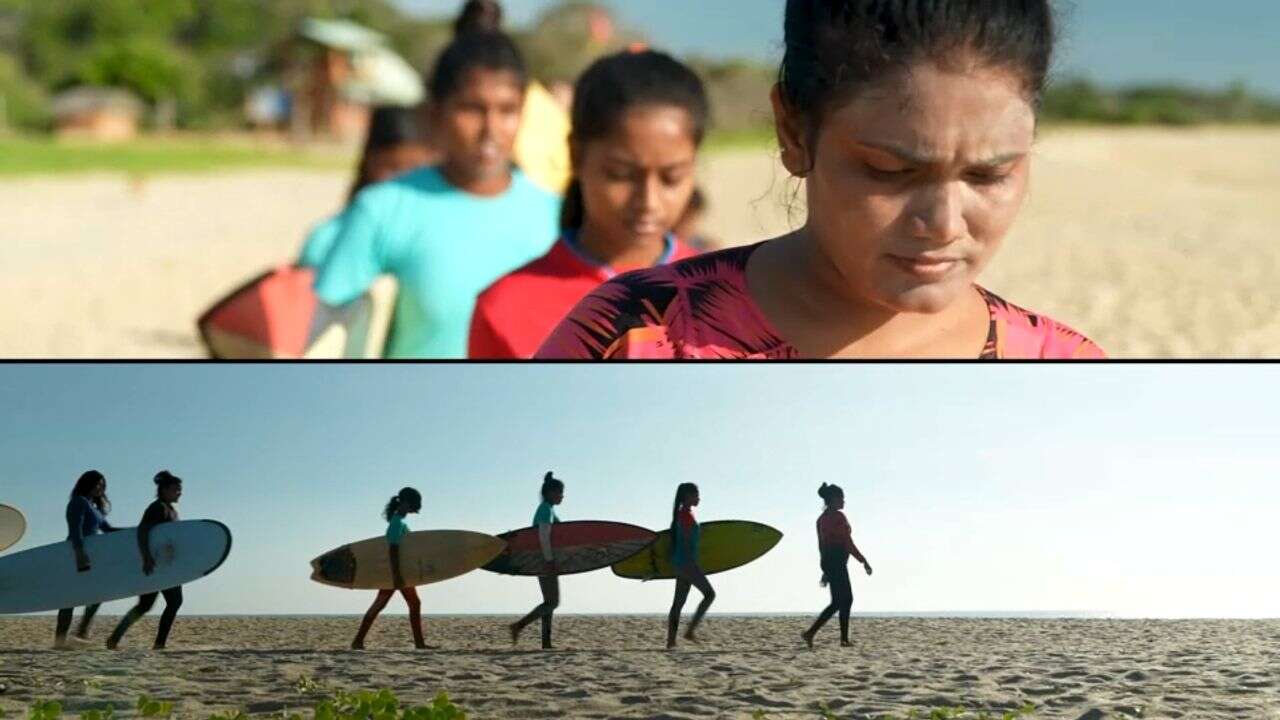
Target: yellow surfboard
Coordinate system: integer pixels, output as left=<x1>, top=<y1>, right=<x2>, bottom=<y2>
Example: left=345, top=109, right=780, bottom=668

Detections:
left=514, top=81, right=571, bottom=195
left=612, top=521, right=783, bottom=580
left=311, top=530, right=506, bottom=590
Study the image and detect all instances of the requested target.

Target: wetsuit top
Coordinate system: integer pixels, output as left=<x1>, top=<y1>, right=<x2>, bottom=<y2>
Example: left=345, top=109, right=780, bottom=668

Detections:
left=140, top=500, right=178, bottom=528
left=671, top=508, right=700, bottom=568
left=66, top=495, right=115, bottom=544
left=533, top=501, right=559, bottom=562
left=536, top=242, right=1106, bottom=360
left=817, top=508, right=864, bottom=569
left=386, top=513, right=409, bottom=547
left=469, top=232, right=698, bottom=359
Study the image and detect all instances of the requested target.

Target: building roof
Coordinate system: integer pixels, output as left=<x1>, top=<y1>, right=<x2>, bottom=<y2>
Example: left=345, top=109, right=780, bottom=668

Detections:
left=51, top=87, right=145, bottom=120
left=298, top=18, right=388, bottom=52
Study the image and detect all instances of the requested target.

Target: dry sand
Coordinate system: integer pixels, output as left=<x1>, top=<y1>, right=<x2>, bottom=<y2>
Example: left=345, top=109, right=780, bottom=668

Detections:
left=0, top=616, right=1276, bottom=719
left=2, top=127, right=1279, bottom=358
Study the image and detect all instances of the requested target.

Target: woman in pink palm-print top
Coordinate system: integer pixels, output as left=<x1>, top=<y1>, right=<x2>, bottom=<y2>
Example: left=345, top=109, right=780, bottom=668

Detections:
left=537, top=0, right=1105, bottom=361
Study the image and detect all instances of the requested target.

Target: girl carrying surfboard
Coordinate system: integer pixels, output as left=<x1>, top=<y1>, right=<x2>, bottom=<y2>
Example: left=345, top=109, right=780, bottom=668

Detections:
left=802, top=483, right=872, bottom=649
left=667, top=483, right=715, bottom=649
left=536, top=0, right=1104, bottom=360
left=54, top=470, right=118, bottom=649
left=106, top=471, right=188, bottom=650
left=469, top=49, right=707, bottom=359
left=311, top=18, right=560, bottom=358
left=509, top=472, right=563, bottom=649
left=298, top=107, right=436, bottom=269
left=352, top=488, right=428, bottom=650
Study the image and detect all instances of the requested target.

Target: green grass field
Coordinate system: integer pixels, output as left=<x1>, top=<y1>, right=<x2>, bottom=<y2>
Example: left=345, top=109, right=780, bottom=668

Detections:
left=0, top=135, right=352, bottom=177
left=0, top=131, right=774, bottom=178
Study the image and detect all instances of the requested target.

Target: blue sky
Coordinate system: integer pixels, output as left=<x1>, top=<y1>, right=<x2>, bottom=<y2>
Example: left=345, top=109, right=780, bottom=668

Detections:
left=1, top=364, right=1277, bottom=619
left=394, top=0, right=1280, bottom=97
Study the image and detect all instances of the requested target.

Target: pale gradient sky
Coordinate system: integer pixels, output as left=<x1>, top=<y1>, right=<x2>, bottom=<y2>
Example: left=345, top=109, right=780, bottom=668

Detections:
left=1, top=364, right=1277, bottom=619
left=394, top=0, right=1280, bottom=97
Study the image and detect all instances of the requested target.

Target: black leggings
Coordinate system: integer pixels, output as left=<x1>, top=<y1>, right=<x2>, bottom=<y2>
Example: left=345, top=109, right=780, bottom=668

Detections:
left=514, top=575, right=559, bottom=648
left=668, top=564, right=715, bottom=645
left=807, top=563, right=853, bottom=642
left=55, top=604, right=101, bottom=640
left=108, top=586, right=183, bottom=648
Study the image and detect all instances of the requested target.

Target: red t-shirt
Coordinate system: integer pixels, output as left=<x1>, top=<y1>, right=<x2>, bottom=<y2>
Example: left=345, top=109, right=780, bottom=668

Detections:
left=469, top=234, right=699, bottom=359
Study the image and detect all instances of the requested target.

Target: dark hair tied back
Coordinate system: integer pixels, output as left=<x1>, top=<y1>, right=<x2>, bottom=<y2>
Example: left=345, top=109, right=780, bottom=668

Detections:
left=154, top=470, right=182, bottom=491
left=780, top=0, right=1056, bottom=129
left=541, top=472, right=565, bottom=501
left=560, top=50, right=710, bottom=231
left=455, top=0, right=504, bottom=36
left=818, top=482, right=843, bottom=506
left=428, top=30, right=528, bottom=105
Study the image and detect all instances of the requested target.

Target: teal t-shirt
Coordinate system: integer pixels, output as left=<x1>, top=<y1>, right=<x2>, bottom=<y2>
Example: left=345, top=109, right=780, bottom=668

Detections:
left=313, top=167, right=560, bottom=358
left=386, top=513, right=409, bottom=546
left=532, top=502, right=559, bottom=527
left=298, top=215, right=344, bottom=268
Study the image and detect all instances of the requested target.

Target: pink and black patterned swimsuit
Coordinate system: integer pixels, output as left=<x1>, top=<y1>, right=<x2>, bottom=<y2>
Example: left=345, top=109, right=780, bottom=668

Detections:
left=535, top=242, right=1105, bottom=360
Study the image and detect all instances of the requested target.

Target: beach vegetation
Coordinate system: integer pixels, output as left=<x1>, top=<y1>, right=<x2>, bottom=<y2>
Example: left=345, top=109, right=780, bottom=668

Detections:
left=751, top=700, right=1038, bottom=720
left=8, top=690, right=465, bottom=720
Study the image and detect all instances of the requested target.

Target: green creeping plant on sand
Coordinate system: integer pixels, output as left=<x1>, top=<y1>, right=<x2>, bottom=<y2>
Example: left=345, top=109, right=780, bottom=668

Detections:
left=14, top=690, right=465, bottom=720
left=753, top=701, right=1040, bottom=720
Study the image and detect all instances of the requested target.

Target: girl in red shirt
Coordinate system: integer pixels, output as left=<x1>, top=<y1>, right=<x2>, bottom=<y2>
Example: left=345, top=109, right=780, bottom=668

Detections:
left=469, top=49, right=706, bottom=359
left=803, top=483, right=872, bottom=649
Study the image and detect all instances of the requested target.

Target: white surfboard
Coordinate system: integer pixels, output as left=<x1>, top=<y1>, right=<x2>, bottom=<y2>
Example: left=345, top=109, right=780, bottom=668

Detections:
left=0, top=520, right=232, bottom=614
left=0, top=504, right=26, bottom=553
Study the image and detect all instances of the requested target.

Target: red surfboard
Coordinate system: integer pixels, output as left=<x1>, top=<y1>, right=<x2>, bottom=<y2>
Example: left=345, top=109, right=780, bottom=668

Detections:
left=483, top=521, right=655, bottom=576
left=197, top=267, right=396, bottom=359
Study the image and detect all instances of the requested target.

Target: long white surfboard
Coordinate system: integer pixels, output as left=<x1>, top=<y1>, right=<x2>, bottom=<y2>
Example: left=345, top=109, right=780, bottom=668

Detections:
left=0, top=520, right=232, bottom=614
left=0, top=504, right=25, bottom=553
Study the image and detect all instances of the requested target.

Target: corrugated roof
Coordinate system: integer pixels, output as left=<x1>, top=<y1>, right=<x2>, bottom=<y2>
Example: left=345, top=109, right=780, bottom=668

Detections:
left=298, top=18, right=387, bottom=52
left=51, top=86, right=145, bottom=119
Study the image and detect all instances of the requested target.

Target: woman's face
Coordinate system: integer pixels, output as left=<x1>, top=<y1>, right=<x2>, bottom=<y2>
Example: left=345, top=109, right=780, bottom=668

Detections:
left=575, top=105, right=698, bottom=252
left=688, top=489, right=700, bottom=508
left=364, top=143, right=436, bottom=184
left=406, top=497, right=422, bottom=515
left=94, top=479, right=106, bottom=499
left=775, top=60, right=1035, bottom=314
left=432, top=68, right=525, bottom=182
left=160, top=482, right=182, bottom=504
left=549, top=488, right=564, bottom=506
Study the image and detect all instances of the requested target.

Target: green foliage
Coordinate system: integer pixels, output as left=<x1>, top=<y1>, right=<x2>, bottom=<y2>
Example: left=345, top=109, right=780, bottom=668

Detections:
left=79, top=706, right=116, bottom=720
left=753, top=701, right=1038, bottom=720
left=0, top=51, right=49, bottom=130
left=2, top=0, right=1279, bottom=133
left=135, top=695, right=173, bottom=719
left=75, top=38, right=204, bottom=107
left=518, top=1, right=643, bottom=84
left=16, top=690, right=465, bottom=720
left=26, top=701, right=61, bottom=720
left=1041, top=78, right=1280, bottom=125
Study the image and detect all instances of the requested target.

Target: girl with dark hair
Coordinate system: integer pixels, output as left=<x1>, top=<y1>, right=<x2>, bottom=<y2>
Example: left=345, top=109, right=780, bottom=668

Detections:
left=352, top=487, right=427, bottom=650
left=312, top=26, right=560, bottom=358
left=802, top=483, right=872, bottom=649
left=538, top=0, right=1104, bottom=360
left=470, top=49, right=706, bottom=359
left=107, top=471, right=188, bottom=650
left=509, top=472, right=564, bottom=649
left=666, top=482, right=715, bottom=648
left=298, top=106, right=436, bottom=268
left=55, top=470, right=117, bottom=649
left=450, top=0, right=572, bottom=195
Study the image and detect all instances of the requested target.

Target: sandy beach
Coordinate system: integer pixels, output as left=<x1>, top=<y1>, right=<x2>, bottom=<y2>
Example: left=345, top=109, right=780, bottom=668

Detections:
left=2, top=127, right=1279, bottom=358
left=0, top=616, right=1275, bottom=719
